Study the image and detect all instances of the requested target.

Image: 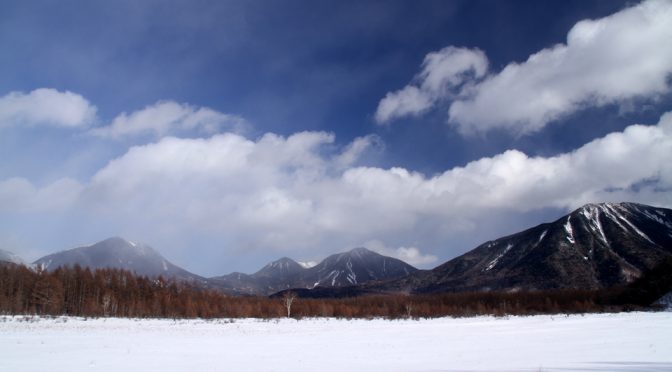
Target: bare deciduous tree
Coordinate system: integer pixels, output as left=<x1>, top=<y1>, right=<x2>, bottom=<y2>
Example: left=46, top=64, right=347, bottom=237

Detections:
left=405, top=302, right=413, bottom=318
left=282, top=291, right=297, bottom=318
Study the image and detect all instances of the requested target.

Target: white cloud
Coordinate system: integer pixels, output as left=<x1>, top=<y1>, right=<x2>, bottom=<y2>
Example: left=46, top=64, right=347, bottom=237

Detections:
left=364, top=240, right=438, bottom=268
left=0, top=177, right=83, bottom=212
left=297, top=261, right=317, bottom=269
left=375, top=47, right=487, bottom=124
left=378, top=0, right=672, bottom=134
left=0, top=178, right=34, bottom=211
left=347, top=112, right=672, bottom=215
left=375, top=86, right=434, bottom=124
left=0, top=88, right=97, bottom=128
left=334, top=134, right=382, bottom=169
left=90, top=100, right=247, bottom=139
left=80, top=111, right=671, bottom=251
left=419, top=46, right=489, bottom=93
left=2, top=112, right=671, bottom=272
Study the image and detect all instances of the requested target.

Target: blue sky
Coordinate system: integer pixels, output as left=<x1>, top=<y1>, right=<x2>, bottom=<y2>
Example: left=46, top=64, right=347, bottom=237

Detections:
left=1, top=0, right=671, bottom=276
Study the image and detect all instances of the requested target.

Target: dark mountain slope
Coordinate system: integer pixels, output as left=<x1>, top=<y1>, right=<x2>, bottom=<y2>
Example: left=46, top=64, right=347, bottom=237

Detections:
left=383, top=202, right=672, bottom=294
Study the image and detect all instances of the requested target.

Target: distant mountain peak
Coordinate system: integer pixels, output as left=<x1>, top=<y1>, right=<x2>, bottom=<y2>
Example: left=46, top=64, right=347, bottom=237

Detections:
left=273, top=256, right=298, bottom=264
left=253, top=257, right=303, bottom=278
left=264, top=256, right=298, bottom=267
left=32, top=237, right=203, bottom=283
left=324, top=247, right=379, bottom=264
left=97, top=237, right=153, bottom=255
left=310, top=247, right=417, bottom=288
left=347, top=247, right=375, bottom=256
left=99, top=236, right=132, bottom=245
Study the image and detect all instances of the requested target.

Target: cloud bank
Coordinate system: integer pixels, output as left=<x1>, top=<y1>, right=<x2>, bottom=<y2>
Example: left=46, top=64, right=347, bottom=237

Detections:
left=2, top=110, right=671, bottom=270
left=377, top=0, right=672, bottom=134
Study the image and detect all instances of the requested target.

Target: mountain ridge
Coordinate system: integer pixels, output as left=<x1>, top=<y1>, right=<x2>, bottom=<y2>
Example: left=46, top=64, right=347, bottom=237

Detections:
left=210, top=247, right=418, bottom=295
left=353, top=202, right=672, bottom=295
left=21, top=202, right=672, bottom=297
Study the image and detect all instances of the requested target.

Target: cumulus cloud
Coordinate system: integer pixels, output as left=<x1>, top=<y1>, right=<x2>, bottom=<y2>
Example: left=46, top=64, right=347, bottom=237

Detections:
left=350, top=112, right=672, bottom=216
left=2, top=111, right=671, bottom=271
left=81, top=131, right=347, bottom=250
left=90, top=101, right=247, bottom=139
left=375, top=47, right=487, bottom=124
left=378, top=0, right=672, bottom=134
left=0, top=88, right=97, bottom=128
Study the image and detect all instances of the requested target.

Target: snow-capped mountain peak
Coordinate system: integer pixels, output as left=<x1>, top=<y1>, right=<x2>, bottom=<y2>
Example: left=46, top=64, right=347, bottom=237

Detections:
left=254, top=257, right=304, bottom=278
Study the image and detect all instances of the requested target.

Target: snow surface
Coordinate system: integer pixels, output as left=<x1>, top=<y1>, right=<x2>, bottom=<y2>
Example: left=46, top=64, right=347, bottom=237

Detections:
left=1, top=312, right=671, bottom=371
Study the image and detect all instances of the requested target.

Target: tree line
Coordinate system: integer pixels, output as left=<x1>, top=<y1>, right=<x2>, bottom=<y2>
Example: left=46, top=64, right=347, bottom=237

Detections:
left=1, top=258, right=669, bottom=319
left=0, top=264, right=234, bottom=318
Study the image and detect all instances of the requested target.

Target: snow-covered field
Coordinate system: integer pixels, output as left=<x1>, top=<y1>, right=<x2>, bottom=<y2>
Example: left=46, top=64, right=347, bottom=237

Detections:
left=1, top=312, right=671, bottom=371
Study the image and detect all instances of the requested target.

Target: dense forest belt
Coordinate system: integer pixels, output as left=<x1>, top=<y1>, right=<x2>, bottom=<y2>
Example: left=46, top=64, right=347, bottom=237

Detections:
left=1, top=259, right=670, bottom=319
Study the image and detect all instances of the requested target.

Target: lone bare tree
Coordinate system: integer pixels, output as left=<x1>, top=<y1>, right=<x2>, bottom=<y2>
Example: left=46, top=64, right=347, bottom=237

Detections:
left=282, top=291, right=297, bottom=318
left=405, top=302, right=413, bottom=318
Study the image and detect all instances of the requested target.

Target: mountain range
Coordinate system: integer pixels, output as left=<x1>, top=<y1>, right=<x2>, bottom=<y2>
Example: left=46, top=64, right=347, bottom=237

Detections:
left=19, top=237, right=417, bottom=296
left=345, top=202, right=672, bottom=296
left=210, top=248, right=417, bottom=295
left=3, top=202, right=671, bottom=297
